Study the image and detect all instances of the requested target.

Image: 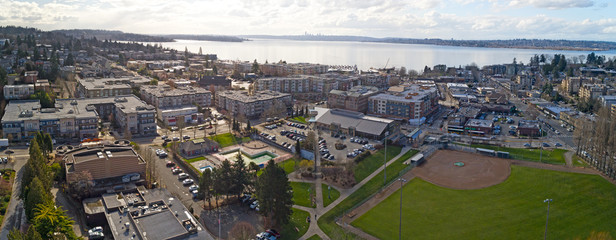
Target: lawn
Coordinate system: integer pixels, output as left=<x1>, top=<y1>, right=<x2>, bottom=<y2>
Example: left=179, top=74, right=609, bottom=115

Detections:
left=207, top=133, right=251, bottom=148
left=322, top=184, right=340, bottom=207
left=291, top=182, right=316, bottom=208
left=572, top=154, right=590, bottom=167
left=280, top=208, right=311, bottom=240
left=0, top=169, right=15, bottom=224
left=471, top=144, right=567, bottom=165
left=318, top=150, right=418, bottom=238
left=306, top=234, right=322, bottom=240
left=354, top=146, right=403, bottom=182
left=279, top=158, right=299, bottom=175
left=353, top=165, right=616, bottom=240
left=291, top=116, right=308, bottom=124
left=185, top=156, right=205, bottom=163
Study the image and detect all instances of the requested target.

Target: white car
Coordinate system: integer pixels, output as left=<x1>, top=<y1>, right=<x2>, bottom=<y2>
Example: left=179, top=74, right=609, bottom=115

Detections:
left=250, top=200, right=259, bottom=209
left=189, top=185, right=199, bottom=191
left=178, top=173, right=189, bottom=180
left=182, top=178, right=194, bottom=185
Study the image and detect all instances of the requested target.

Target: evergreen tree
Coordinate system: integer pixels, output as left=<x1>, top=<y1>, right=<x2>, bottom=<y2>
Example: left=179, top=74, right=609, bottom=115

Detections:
left=64, top=53, right=74, bottom=66
left=26, top=225, right=43, bottom=240
left=231, top=154, right=250, bottom=198
left=24, top=177, right=52, bottom=220
left=32, top=202, right=77, bottom=239
left=255, top=160, right=293, bottom=226
left=198, top=169, right=214, bottom=208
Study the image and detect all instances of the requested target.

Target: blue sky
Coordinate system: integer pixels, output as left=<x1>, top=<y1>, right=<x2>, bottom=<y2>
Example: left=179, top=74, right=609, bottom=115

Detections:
left=1, top=0, right=615, bottom=41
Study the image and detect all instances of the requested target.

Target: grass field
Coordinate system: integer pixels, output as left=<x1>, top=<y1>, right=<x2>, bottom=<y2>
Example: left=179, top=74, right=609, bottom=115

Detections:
left=353, top=165, right=616, bottom=240
left=572, top=154, right=590, bottom=167
left=306, top=234, right=322, bottom=240
left=185, top=156, right=205, bottom=163
left=291, top=116, right=308, bottom=124
left=291, top=182, right=315, bottom=208
left=354, top=146, right=403, bottom=182
left=471, top=144, right=567, bottom=165
left=322, top=184, right=341, bottom=207
left=208, top=133, right=251, bottom=148
left=279, top=158, right=298, bottom=175
left=280, top=208, right=310, bottom=239
left=318, top=149, right=418, bottom=238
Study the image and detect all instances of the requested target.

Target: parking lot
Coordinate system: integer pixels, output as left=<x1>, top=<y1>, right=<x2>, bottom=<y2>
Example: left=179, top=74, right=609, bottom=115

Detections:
left=256, top=120, right=379, bottom=163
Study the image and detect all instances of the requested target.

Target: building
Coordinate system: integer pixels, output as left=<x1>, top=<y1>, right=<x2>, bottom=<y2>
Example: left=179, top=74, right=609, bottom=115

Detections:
left=255, top=74, right=359, bottom=100
left=600, top=95, right=616, bottom=108
left=485, top=93, right=508, bottom=105
left=327, top=86, right=379, bottom=113
left=562, top=77, right=583, bottom=94
left=312, top=107, right=399, bottom=140
left=24, top=71, right=38, bottom=83
left=83, top=187, right=212, bottom=240
left=63, top=145, right=145, bottom=184
left=579, top=84, right=608, bottom=100
left=368, top=84, right=439, bottom=123
left=517, top=120, right=541, bottom=137
left=3, top=84, right=35, bottom=100
left=514, top=75, right=533, bottom=90
left=180, top=138, right=220, bottom=157
left=77, top=78, right=132, bottom=98
left=1, top=95, right=156, bottom=142
left=215, top=90, right=292, bottom=119
left=464, top=119, right=493, bottom=136
left=140, top=85, right=212, bottom=109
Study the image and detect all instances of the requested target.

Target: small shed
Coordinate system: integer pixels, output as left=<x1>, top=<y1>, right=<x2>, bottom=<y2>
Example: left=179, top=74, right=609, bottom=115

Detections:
left=406, top=153, right=424, bottom=166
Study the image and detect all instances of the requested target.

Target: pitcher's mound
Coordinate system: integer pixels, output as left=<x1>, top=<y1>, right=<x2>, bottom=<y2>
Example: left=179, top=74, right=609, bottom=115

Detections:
left=412, top=150, right=510, bottom=190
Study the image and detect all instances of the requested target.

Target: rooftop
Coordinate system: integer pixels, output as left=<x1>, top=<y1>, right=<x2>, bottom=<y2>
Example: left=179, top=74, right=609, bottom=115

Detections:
left=370, top=84, right=437, bottom=103
left=329, top=85, right=379, bottom=98
left=67, top=146, right=142, bottom=164
left=314, top=107, right=393, bottom=136
left=2, top=95, right=154, bottom=123
left=141, top=85, right=211, bottom=98
left=518, top=120, right=541, bottom=129
left=217, top=90, right=290, bottom=103
left=465, top=119, right=493, bottom=128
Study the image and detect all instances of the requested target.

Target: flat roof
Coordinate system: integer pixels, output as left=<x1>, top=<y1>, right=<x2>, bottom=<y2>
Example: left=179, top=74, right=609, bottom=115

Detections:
left=370, top=84, right=437, bottom=103
left=314, top=107, right=393, bottom=136
left=70, top=147, right=139, bottom=164
left=465, top=119, right=493, bottom=128
left=141, top=85, right=211, bottom=98
left=217, top=90, right=290, bottom=103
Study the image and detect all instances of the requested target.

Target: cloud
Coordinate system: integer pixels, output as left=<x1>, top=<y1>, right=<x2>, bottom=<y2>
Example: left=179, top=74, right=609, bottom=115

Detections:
left=508, top=0, right=595, bottom=9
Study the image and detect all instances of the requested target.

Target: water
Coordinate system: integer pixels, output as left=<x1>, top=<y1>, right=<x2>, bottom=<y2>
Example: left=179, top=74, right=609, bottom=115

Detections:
left=220, top=150, right=275, bottom=165
left=152, top=39, right=616, bottom=72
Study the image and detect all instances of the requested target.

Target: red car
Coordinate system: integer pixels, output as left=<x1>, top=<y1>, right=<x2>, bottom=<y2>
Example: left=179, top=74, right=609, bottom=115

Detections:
left=166, top=161, right=175, bottom=167
left=266, top=229, right=280, bottom=238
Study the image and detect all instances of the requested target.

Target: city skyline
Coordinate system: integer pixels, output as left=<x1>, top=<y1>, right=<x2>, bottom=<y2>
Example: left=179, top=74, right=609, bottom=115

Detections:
left=0, top=0, right=615, bottom=41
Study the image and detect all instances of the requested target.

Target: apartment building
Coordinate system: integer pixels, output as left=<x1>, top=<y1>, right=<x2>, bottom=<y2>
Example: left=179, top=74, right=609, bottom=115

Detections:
left=1, top=95, right=156, bottom=142
left=562, top=77, right=583, bottom=94
left=77, top=78, right=132, bottom=98
left=327, top=86, right=379, bottom=113
left=140, top=85, right=212, bottom=109
left=215, top=90, right=292, bottom=119
left=255, top=74, right=361, bottom=100
left=579, top=84, right=608, bottom=100
left=368, top=84, right=439, bottom=123
left=3, top=84, right=35, bottom=100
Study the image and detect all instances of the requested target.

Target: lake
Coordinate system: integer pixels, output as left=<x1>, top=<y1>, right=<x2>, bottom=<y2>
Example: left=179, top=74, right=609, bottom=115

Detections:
left=154, top=39, right=616, bottom=71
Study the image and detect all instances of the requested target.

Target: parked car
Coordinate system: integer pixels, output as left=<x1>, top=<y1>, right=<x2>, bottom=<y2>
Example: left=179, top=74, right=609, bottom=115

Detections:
left=523, top=143, right=531, bottom=147
left=250, top=200, right=259, bottom=209
left=161, top=135, right=168, bottom=140
left=555, top=142, right=563, bottom=147
left=542, top=143, right=551, bottom=147
left=266, top=229, right=281, bottom=238
left=189, top=185, right=199, bottom=191
left=182, top=178, right=194, bottom=185
left=172, top=137, right=180, bottom=141
left=178, top=173, right=189, bottom=180
left=198, top=126, right=205, bottom=130
left=172, top=167, right=183, bottom=174
left=256, top=231, right=277, bottom=240
left=183, top=135, right=191, bottom=140
left=166, top=161, right=175, bottom=167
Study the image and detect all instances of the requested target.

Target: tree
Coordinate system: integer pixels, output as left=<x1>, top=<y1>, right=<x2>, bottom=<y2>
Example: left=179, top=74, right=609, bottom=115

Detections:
left=199, top=169, right=214, bottom=209
left=64, top=53, right=74, bottom=66
left=295, top=139, right=301, bottom=156
left=32, top=202, right=77, bottom=239
left=68, top=171, right=94, bottom=199
left=246, top=120, right=252, bottom=133
left=398, top=67, right=407, bottom=77
left=231, top=154, right=250, bottom=198
left=24, top=177, right=52, bottom=220
left=255, top=160, right=293, bottom=226
left=252, top=59, right=260, bottom=74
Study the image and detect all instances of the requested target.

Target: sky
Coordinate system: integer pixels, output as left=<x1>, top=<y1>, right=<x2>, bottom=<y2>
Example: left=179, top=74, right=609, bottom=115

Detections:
left=1, top=0, right=615, bottom=41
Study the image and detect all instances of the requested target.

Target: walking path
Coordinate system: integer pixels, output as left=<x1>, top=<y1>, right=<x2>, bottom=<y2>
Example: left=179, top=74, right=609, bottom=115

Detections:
left=510, top=159, right=597, bottom=174
left=564, top=150, right=574, bottom=167
left=294, top=146, right=414, bottom=240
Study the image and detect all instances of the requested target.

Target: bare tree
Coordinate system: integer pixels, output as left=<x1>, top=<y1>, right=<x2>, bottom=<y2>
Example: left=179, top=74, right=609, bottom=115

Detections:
left=229, top=222, right=256, bottom=240
left=69, top=170, right=94, bottom=199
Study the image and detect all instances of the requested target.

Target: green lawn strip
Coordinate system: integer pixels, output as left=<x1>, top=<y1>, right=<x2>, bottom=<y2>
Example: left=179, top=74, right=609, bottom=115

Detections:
left=207, top=133, right=251, bottom=148
left=306, top=234, right=322, bottom=240
left=291, top=182, right=316, bottom=208
left=318, top=150, right=418, bottom=238
left=280, top=207, right=311, bottom=240
left=572, top=154, right=590, bottom=167
left=185, top=156, right=205, bottom=163
left=354, top=146, right=403, bottom=182
left=353, top=165, right=616, bottom=240
left=471, top=144, right=567, bottom=165
left=322, top=184, right=341, bottom=207
left=291, top=116, right=308, bottom=124
left=279, top=158, right=298, bottom=175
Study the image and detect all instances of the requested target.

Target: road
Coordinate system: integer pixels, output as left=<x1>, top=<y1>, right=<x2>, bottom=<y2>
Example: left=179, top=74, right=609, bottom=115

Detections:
left=0, top=147, right=31, bottom=238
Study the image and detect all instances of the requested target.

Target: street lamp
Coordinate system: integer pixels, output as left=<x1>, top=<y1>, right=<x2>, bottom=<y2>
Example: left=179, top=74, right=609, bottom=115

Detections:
left=543, top=198, right=553, bottom=240
left=383, top=131, right=390, bottom=185
left=398, top=178, right=407, bottom=240
left=328, top=185, right=331, bottom=199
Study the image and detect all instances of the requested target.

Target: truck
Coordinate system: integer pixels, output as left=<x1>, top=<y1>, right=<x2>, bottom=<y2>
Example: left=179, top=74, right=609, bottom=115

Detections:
left=0, top=139, right=8, bottom=148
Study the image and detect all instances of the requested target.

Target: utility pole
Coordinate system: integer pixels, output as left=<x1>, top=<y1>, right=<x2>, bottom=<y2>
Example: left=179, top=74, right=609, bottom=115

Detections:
left=398, top=178, right=407, bottom=240
left=544, top=199, right=553, bottom=240
left=384, top=131, right=389, bottom=185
